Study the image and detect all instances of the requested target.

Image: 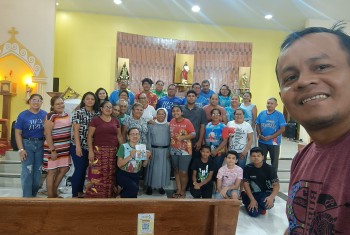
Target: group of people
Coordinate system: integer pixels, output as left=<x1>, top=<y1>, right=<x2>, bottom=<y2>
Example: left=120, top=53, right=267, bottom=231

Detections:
left=14, top=24, right=350, bottom=232
left=15, top=76, right=286, bottom=218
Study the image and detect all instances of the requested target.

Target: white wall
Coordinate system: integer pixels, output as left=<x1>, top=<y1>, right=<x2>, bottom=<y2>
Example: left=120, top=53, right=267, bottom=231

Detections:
left=0, top=0, right=56, bottom=110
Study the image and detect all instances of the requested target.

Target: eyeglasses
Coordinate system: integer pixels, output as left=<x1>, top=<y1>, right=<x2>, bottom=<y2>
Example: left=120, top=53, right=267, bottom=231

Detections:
left=30, top=99, right=42, bottom=103
left=138, top=97, right=147, bottom=100
left=129, top=133, right=140, bottom=136
left=235, top=113, right=243, bottom=116
left=103, top=106, right=112, bottom=110
left=212, top=113, right=221, bottom=116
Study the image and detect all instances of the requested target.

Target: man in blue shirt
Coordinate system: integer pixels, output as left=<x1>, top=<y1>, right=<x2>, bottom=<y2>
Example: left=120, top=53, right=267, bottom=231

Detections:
left=256, top=97, right=286, bottom=172
left=156, top=84, right=183, bottom=121
left=200, top=80, right=215, bottom=104
left=109, top=79, right=135, bottom=106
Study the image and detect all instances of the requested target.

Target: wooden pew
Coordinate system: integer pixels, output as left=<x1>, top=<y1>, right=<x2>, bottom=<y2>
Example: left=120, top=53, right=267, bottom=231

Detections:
left=0, top=198, right=240, bottom=235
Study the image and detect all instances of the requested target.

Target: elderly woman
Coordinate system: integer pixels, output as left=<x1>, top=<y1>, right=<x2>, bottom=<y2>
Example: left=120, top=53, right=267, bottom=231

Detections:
left=86, top=101, right=123, bottom=198
left=138, top=91, right=156, bottom=124
left=223, top=108, right=253, bottom=169
left=117, top=127, right=151, bottom=198
left=43, top=96, right=72, bottom=198
left=203, top=94, right=228, bottom=124
left=145, top=108, right=171, bottom=195
left=122, top=102, right=148, bottom=145
left=119, top=90, right=132, bottom=115
left=15, top=94, right=47, bottom=197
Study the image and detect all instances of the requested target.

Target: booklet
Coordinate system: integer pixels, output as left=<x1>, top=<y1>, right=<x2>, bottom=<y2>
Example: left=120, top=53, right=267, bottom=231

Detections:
left=135, top=144, right=147, bottom=161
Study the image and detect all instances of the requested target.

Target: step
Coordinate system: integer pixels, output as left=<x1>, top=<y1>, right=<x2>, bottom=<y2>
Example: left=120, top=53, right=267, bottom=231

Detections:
left=1, top=151, right=20, bottom=160
left=279, top=179, right=290, bottom=192
left=277, top=169, right=290, bottom=179
left=0, top=173, right=21, bottom=187
left=0, top=160, right=21, bottom=174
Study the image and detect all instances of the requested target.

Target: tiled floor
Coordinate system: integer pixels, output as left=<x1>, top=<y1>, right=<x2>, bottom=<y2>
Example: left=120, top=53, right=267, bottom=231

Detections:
left=0, top=138, right=299, bottom=234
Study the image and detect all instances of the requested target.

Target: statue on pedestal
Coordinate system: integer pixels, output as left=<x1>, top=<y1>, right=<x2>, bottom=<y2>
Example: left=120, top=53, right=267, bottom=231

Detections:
left=119, top=62, right=130, bottom=82
left=181, top=62, right=190, bottom=85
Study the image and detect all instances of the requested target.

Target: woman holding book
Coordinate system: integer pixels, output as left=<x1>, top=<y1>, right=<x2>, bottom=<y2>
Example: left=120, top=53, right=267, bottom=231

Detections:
left=117, top=127, right=151, bottom=198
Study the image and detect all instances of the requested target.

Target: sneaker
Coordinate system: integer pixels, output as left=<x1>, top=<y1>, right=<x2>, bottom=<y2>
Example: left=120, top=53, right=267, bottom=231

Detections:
left=260, top=210, right=267, bottom=215
left=146, top=187, right=153, bottom=195
left=158, top=188, right=165, bottom=195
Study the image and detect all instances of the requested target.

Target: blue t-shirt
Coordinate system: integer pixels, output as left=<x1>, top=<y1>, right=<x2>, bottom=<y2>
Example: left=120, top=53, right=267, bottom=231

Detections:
left=156, top=96, right=184, bottom=121
left=218, top=95, right=231, bottom=108
left=109, top=89, right=135, bottom=106
left=205, top=122, right=226, bottom=152
left=225, top=107, right=249, bottom=122
left=256, top=110, right=287, bottom=145
left=200, top=89, right=215, bottom=104
left=183, top=95, right=208, bottom=108
left=14, top=109, right=47, bottom=138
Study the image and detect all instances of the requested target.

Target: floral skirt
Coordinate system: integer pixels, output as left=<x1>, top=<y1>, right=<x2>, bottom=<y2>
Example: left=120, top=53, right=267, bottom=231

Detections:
left=85, top=145, right=117, bottom=198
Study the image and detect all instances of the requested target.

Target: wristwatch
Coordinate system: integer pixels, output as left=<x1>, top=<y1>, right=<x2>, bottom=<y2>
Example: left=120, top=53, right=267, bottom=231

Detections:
left=18, top=149, right=24, bottom=153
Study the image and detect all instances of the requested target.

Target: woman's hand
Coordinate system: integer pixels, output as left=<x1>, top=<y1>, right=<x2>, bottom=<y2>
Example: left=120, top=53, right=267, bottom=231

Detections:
left=88, top=151, right=95, bottom=166
left=75, top=145, right=83, bottom=157
left=51, top=151, right=58, bottom=161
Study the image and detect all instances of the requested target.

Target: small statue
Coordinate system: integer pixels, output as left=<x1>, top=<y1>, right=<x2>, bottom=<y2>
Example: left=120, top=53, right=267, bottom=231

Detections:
left=241, top=73, right=249, bottom=89
left=118, top=62, right=129, bottom=82
left=181, top=62, right=190, bottom=84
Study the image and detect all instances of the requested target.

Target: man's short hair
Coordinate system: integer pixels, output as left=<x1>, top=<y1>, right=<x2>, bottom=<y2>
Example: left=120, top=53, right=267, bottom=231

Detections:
left=187, top=90, right=197, bottom=97
left=201, top=79, right=210, bottom=85
left=142, top=78, right=153, bottom=86
left=250, top=147, right=264, bottom=156
left=200, top=144, right=211, bottom=152
left=276, top=22, right=350, bottom=81
left=227, top=150, right=239, bottom=159
left=268, top=97, right=277, bottom=102
left=192, top=82, right=201, bottom=88
left=155, top=80, right=164, bottom=85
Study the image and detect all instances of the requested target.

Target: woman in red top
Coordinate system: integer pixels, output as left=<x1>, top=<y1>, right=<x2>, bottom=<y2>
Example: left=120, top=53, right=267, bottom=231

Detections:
left=169, top=105, right=196, bottom=198
left=86, top=101, right=123, bottom=198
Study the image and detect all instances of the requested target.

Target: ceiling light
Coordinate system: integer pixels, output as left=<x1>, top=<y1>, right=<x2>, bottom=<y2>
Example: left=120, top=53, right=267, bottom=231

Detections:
left=191, top=5, right=200, bottom=13
left=113, top=0, right=122, bottom=5
left=265, top=14, right=273, bottom=20
left=56, top=2, right=59, bottom=6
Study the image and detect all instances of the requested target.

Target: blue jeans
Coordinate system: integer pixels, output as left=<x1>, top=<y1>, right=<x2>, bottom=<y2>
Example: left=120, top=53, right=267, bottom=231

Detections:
left=242, top=191, right=273, bottom=217
left=237, top=152, right=247, bottom=169
left=21, top=139, right=44, bottom=197
left=70, top=144, right=89, bottom=197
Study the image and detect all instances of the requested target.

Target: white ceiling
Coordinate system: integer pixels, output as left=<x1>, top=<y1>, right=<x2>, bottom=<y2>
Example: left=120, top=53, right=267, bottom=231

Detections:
left=56, top=0, right=350, bottom=31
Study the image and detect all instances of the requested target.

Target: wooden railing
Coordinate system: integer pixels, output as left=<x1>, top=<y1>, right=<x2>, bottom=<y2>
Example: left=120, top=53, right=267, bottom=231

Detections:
left=0, top=198, right=240, bottom=235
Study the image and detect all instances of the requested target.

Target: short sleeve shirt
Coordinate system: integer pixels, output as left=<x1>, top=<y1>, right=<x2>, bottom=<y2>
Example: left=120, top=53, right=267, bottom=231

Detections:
left=217, top=164, right=243, bottom=188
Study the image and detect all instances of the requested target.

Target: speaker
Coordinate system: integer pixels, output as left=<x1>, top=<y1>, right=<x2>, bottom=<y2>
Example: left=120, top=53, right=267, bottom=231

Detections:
left=53, top=77, right=59, bottom=92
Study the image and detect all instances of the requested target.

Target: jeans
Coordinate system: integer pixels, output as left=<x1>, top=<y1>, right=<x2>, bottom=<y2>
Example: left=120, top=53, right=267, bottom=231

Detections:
left=242, top=191, right=273, bottom=217
left=21, top=139, right=44, bottom=197
left=237, top=152, right=248, bottom=169
left=215, top=189, right=240, bottom=199
left=117, top=170, right=139, bottom=198
left=258, top=143, right=280, bottom=172
left=70, top=144, right=89, bottom=197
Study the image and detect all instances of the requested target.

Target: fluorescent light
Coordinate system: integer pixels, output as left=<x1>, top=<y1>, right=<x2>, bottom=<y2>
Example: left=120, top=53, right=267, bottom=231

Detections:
left=114, top=0, right=122, bottom=5
left=265, top=14, right=273, bottom=20
left=192, top=5, right=200, bottom=12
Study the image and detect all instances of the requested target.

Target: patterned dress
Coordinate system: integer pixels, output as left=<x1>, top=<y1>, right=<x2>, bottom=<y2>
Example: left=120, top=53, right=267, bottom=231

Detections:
left=43, top=112, right=72, bottom=170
